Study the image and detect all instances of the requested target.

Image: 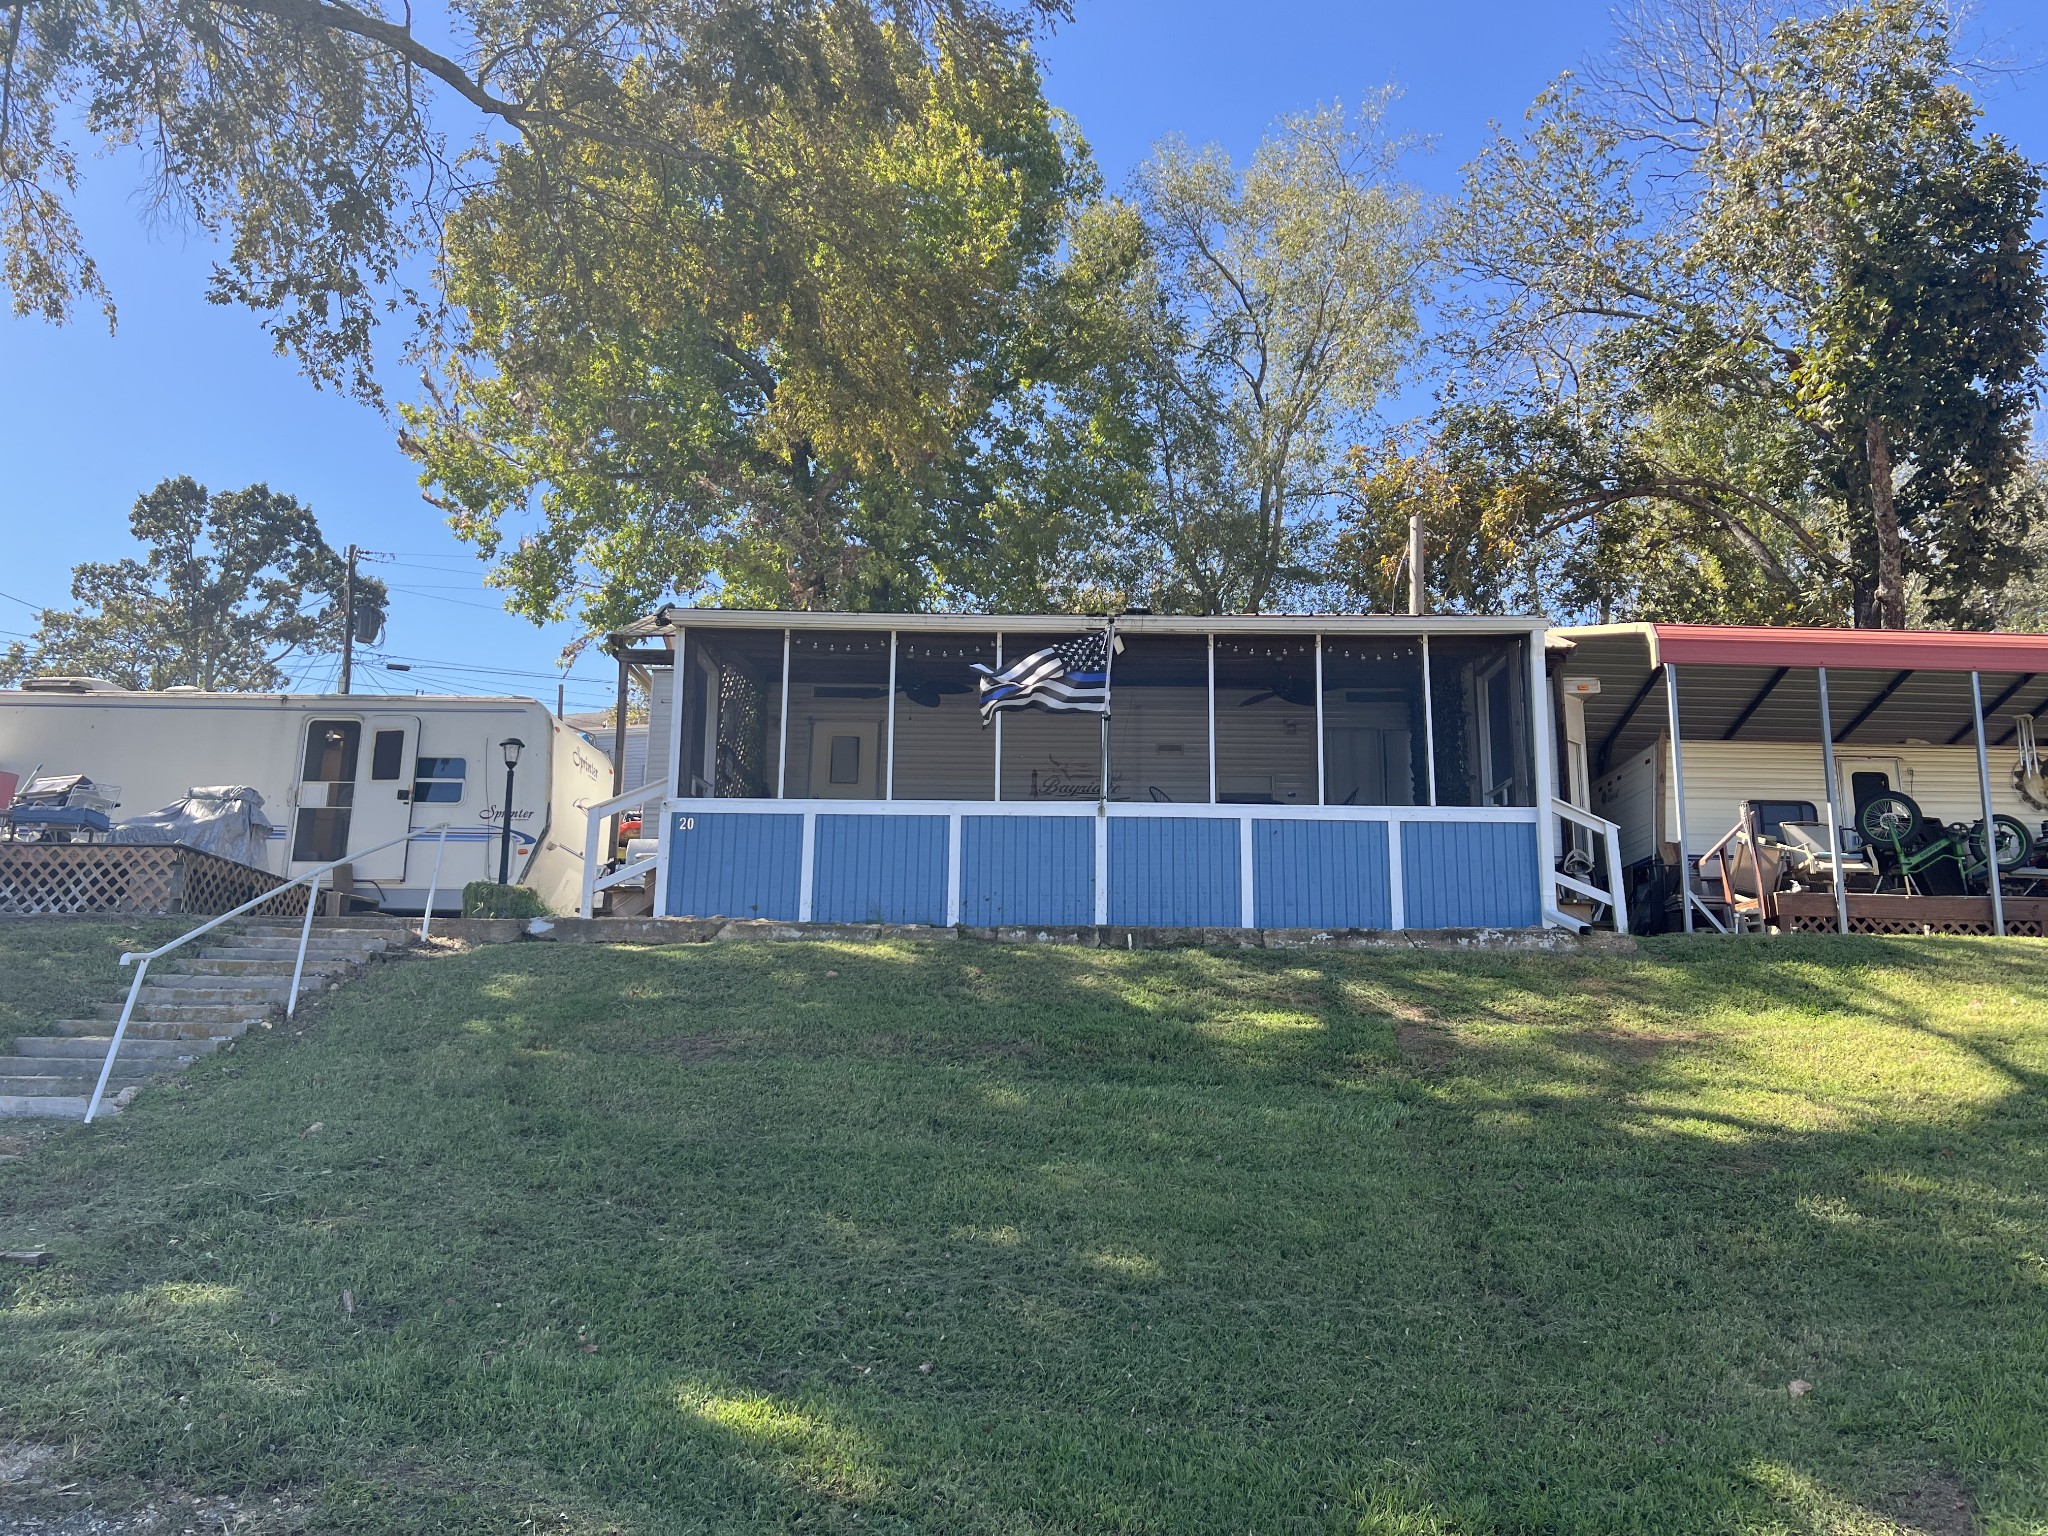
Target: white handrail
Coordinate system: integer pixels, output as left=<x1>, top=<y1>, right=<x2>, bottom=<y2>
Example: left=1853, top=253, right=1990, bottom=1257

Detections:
left=1551, top=798, right=1629, bottom=934
left=580, top=781, right=670, bottom=918
left=82, top=822, right=451, bottom=1123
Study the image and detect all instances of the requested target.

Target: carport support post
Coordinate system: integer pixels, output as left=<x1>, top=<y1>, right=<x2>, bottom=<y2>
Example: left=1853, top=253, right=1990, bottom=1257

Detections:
left=1972, top=671, right=2007, bottom=937
left=1665, top=666, right=1694, bottom=933
left=1816, top=666, right=1850, bottom=935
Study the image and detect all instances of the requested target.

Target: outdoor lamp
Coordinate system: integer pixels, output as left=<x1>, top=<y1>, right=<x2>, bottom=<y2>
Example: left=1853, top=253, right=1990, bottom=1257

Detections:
left=497, top=737, right=526, bottom=885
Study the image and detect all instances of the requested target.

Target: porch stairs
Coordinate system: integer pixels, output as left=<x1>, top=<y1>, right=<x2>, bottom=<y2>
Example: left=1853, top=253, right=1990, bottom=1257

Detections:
left=0, top=918, right=417, bottom=1121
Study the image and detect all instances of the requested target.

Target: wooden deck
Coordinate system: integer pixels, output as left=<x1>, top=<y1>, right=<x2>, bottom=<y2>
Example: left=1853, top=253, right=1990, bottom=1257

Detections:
left=1776, top=890, right=2048, bottom=937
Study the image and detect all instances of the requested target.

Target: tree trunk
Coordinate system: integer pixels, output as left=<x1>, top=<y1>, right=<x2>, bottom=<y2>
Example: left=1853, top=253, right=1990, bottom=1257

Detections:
left=1865, top=419, right=1906, bottom=629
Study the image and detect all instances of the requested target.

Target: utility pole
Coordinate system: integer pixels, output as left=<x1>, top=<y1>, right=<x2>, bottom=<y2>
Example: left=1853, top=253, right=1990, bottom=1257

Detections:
left=1407, top=512, right=1426, bottom=616
left=339, top=543, right=358, bottom=695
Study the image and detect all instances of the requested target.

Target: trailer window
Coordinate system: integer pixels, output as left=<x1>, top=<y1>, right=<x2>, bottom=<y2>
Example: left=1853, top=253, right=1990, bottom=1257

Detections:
left=300, top=720, right=360, bottom=782
left=413, top=757, right=466, bottom=804
left=370, top=729, right=406, bottom=781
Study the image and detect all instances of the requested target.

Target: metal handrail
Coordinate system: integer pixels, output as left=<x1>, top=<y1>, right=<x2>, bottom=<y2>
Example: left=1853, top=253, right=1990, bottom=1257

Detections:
left=579, top=781, right=669, bottom=918
left=1550, top=798, right=1629, bottom=934
left=82, top=822, right=452, bottom=1123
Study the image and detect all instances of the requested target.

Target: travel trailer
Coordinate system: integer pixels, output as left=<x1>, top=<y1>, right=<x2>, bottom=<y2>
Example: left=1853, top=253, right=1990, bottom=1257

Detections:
left=0, top=683, right=607, bottom=914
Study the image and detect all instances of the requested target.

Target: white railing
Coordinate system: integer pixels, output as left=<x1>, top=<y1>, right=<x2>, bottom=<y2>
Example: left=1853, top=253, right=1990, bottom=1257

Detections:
left=578, top=781, right=670, bottom=918
left=82, top=823, right=452, bottom=1124
left=1550, top=799, right=1629, bottom=934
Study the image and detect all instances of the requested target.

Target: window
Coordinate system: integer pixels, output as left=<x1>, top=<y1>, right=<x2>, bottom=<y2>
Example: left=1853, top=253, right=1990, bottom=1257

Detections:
left=1430, top=636, right=1533, bottom=807
left=893, top=633, right=998, bottom=799
left=1213, top=636, right=1318, bottom=805
left=1108, top=636, right=1209, bottom=802
left=300, top=720, right=360, bottom=782
left=998, top=632, right=1103, bottom=801
left=412, top=756, right=466, bottom=805
left=1322, top=638, right=1426, bottom=806
left=370, top=729, right=406, bottom=781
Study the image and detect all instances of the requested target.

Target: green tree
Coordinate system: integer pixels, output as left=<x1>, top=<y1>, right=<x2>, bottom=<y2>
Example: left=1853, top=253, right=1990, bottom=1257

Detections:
left=1109, top=99, right=1430, bottom=614
left=1399, top=0, right=2046, bottom=627
left=0, top=477, right=379, bottom=690
left=396, top=19, right=1091, bottom=631
left=1, top=0, right=1064, bottom=401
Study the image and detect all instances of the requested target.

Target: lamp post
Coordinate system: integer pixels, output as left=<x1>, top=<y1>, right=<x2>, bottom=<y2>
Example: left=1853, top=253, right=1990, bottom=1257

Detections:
left=497, top=737, right=525, bottom=886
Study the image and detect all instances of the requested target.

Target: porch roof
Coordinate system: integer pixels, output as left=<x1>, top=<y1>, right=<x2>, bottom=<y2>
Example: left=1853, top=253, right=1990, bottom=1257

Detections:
left=1553, top=623, right=2048, bottom=773
left=608, top=608, right=1548, bottom=645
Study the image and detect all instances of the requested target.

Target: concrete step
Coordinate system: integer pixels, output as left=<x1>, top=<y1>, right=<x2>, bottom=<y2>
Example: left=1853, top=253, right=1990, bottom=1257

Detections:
left=90, top=1001, right=271, bottom=1026
left=205, top=931, right=390, bottom=949
left=136, top=980, right=300, bottom=1003
left=0, top=1095, right=105, bottom=1120
left=0, top=1071, right=158, bottom=1095
left=46, top=1018, right=248, bottom=1041
left=0, top=1054, right=168, bottom=1081
left=240, top=923, right=407, bottom=941
left=196, top=947, right=372, bottom=966
left=179, top=956, right=353, bottom=977
left=14, top=1037, right=220, bottom=1061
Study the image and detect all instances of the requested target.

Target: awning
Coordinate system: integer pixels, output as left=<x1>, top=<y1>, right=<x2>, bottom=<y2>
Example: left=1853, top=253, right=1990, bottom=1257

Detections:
left=1551, top=623, right=2048, bottom=773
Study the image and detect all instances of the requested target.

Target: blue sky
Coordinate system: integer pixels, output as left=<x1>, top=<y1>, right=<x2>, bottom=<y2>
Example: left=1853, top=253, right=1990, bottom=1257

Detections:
left=3, top=0, right=2046, bottom=709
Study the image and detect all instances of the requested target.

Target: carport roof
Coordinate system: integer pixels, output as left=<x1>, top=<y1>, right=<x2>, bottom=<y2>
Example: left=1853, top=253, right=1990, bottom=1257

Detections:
left=1551, top=624, right=2048, bottom=773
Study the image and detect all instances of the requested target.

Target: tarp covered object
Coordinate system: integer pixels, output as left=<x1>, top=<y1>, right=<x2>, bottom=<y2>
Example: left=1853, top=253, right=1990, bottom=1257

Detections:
left=113, top=786, right=277, bottom=868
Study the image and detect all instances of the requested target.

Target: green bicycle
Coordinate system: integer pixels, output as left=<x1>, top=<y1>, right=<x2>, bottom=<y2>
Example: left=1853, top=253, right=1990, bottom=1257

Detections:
left=1858, top=791, right=2032, bottom=897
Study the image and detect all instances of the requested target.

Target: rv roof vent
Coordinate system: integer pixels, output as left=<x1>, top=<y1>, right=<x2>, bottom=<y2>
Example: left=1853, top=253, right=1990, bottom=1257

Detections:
left=160, top=685, right=204, bottom=693
left=20, top=676, right=123, bottom=694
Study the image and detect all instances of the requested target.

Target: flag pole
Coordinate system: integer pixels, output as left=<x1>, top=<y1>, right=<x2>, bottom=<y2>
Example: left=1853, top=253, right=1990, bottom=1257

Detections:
left=1098, top=613, right=1118, bottom=812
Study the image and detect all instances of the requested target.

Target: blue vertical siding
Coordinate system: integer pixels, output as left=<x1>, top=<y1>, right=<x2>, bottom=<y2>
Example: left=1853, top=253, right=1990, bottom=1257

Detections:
left=1252, top=819, right=1392, bottom=930
left=960, top=816, right=1093, bottom=926
left=811, top=814, right=949, bottom=925
left=1109, top=818, right=1241, bottom=927
left=666, top=812, right=803, bottom=920
left=1401, top=820, right=1541, bottom=928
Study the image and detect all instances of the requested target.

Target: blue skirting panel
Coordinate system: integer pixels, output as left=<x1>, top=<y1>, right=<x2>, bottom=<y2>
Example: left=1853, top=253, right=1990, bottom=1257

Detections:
left=960, top=816, right=1093, bottom=926
left=1252, top=819, right=1392, bottom=930
left=812, top=814, right=949, bottom=926
left=1110, top=817, right=1241, bottom=927
left=1401, top=820, right=1541, bottom=929
left=666, top=812, right=803, bottom=921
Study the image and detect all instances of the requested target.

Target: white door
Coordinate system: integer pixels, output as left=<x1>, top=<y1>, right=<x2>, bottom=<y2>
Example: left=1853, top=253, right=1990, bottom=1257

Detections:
left=350, top=715, right=421, bottom=878
left=807, top=720, right=880, bottom=798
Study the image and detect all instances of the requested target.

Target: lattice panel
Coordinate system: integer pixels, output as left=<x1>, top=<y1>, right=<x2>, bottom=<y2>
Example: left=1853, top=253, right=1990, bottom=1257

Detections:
left=1778, top=893, right=2048, bottom=937
left=0, top=844, right=305, bottom=916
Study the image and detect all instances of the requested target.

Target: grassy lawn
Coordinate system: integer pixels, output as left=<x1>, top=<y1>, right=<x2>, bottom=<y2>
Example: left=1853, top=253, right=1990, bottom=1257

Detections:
left=3, top=931, right=2048, bottom=1534
left=0, top=916, right=187, bottom=1044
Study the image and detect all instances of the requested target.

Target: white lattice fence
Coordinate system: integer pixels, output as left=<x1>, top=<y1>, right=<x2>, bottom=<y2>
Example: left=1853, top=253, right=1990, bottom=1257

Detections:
left=0, top=844, right=305, bottom=916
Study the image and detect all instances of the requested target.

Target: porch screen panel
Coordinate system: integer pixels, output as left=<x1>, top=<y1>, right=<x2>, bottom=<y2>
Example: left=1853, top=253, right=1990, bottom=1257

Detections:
left=784, top=631, right=891, bottom=800
left=1108, top=637, right=1210, bottom=803
left=1000, top=700, right=1103, bottom=801
left=1430, top=635, right=1535, bottom=808
left=1213, top=636, right=1319, bottom=806
left=679, top=628, right=785, bottom=799
left=893, top=633, right=998, bottom=800
left=1321, top=637, right=1427, bottom=806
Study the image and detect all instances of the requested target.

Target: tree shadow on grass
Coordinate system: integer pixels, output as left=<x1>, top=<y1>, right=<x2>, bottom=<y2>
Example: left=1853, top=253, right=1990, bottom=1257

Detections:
left=5, top=936, right=2048, bottom=1533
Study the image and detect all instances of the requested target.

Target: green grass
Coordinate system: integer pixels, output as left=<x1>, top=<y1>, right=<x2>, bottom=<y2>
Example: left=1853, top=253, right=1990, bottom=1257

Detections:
left=0, top=916, right=189, bottom=1040
left=4, top=932, right=2048, bottom=1534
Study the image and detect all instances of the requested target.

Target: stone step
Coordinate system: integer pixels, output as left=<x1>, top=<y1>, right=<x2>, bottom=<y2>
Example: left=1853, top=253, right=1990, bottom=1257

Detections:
left=46, top=1018, right=249, bottom=1041
left=240, top=922, right=407, bottom=941
left=207, top=929, right=391, bottom=948
left=0, top=1054, right=167, bottom=1081
left=0, top=1071, right=158, bottom=1096
left=91, top=1001, right=272, bottom=1026
left=178, top=956, right=354, bottom=977
left=196, top=945, right=373, bottom=965
left=0, top=1095, right=104, bottom=1121
left=14, top=1037, right=221, bottom=1061
left=136, top=980, right=301, bottom=1003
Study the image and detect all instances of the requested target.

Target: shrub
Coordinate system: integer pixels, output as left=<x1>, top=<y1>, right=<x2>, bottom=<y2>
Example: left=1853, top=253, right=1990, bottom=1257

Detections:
left=461, top=881, right=549, bottom=919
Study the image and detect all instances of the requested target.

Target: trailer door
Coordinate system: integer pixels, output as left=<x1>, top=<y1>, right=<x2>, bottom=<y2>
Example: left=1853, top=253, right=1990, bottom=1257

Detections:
left=348, top=715, right=422, bottom=878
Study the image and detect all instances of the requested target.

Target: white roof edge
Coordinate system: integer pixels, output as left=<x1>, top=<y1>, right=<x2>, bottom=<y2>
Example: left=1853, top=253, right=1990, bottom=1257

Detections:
left=623, top=611, right=1548, bottom=639
left=0, top=690, right=550, bottom=707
